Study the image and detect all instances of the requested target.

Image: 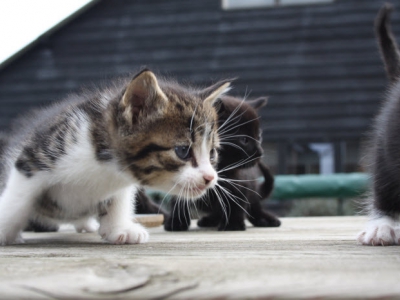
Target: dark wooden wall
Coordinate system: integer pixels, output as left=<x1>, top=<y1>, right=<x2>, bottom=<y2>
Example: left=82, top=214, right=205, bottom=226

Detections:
left=0, top=0, right=397, bottom=142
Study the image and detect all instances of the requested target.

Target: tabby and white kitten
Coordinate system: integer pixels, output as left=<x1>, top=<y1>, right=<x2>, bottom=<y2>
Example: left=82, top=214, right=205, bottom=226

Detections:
left=358, top=4, right=400, bottom=246
left=0, top=69, right=231, bottom=245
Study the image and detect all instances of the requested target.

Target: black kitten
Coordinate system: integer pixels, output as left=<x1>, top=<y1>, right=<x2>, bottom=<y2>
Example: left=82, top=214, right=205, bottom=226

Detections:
left=164, top=95, right=281, bottom=231
left=358, top=4, right=400, bottom=246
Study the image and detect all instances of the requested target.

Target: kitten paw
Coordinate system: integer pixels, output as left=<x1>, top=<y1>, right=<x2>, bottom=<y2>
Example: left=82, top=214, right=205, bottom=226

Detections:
left=100, top=222, right=149, bottom=244
left=251, top=217, right=281, bottom=227
left=0, top=230, right=22, bottom=245
left=197, top=216, right=220, bottom=228
left=15, top=233, right=25, bottom=244
left=218, top=222, right=246, bottom=231
left=164, top=217, right=190, bottom=231
left=74, top=218, right=99, bottom=233
left=357, top=217, right=400, bottom=246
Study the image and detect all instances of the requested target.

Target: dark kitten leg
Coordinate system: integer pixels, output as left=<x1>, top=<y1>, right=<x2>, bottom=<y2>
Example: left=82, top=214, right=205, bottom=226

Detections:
left=25, top=220, right=59, bottom=232
left=164, top=197, right=191, bottom=231
left=197, top=198, right=223, bottom=227
left=358, top=148, right=400, bottom=245
left=218, top=203, right=246, bottom=231
left=247, top=162, right=281, bottom=227
left=135, top=188, right=168, bottom=218
left=197, top=212, right=222, bottom=228
left=247, top=199, right=281, bottom=227
left=197, top=190, right=246, bottom=231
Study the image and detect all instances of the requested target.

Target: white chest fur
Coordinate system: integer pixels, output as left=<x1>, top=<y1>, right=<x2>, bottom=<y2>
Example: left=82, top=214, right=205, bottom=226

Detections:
left=41, top=121, right=136, bottom=219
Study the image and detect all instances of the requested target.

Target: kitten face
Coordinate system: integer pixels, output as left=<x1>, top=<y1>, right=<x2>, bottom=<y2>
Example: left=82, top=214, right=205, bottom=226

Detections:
left=108, top=71, right=230, bottom=199
left=217, top=95, right=267, bottom=170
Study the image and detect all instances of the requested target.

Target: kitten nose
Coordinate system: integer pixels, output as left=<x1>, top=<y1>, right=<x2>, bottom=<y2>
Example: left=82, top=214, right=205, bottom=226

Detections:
left=203, top=174, right=215, bottom=185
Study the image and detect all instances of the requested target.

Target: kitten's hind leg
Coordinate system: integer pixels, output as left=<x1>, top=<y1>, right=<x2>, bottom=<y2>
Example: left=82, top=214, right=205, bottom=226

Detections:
left=358, top=152, right=400, bottom=246
left=98, top=186, right=149, bottom=244
left=217, top=204, right=246, bottom=231
left=197, top=193, right=225, bottom=228
left=197, top=213, right=221, bottom=228
left=164, top=197, right=191, bottom=231
left=0, top=168, right=45, bottom=245
left=25, top=219, right=59, bottom=232
left=74, top=217, right=99, bottom=233
left=247, top=199, right=281, bottom=228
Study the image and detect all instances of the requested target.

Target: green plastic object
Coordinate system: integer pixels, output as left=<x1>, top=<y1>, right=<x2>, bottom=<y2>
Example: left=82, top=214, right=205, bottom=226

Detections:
left=271, top=173, right=369, bottom=199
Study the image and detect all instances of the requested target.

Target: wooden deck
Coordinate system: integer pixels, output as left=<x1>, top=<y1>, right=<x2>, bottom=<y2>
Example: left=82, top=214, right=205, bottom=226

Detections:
left=1, top=216, right=399, bottom=299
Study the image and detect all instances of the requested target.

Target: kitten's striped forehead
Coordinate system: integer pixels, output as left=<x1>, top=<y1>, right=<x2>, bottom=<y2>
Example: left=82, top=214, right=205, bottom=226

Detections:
left=120, top=80, right=220, bottom=187
left=164, top=89, right=217, bottom=140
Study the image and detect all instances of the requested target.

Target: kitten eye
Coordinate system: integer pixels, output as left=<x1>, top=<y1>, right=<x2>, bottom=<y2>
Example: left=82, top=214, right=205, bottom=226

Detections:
left=210, top=148, right=217, bottom=161
left=175, top=146, right=192, bottom=160
left=242, top=137, right=249, bottom=144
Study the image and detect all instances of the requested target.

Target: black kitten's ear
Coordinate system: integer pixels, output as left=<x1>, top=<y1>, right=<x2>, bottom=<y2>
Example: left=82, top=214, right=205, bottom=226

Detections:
left=213, top=97, right=226, bottom=115
left=247, top=97, right=268, bottom=110
left=121, top=69, right=168, bottom=124
left=199, top=79, right=235, bottom=107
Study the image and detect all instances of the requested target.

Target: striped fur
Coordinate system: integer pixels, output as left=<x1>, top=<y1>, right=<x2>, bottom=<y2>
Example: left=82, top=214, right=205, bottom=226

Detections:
left=0, top=69, right=231, bottom=245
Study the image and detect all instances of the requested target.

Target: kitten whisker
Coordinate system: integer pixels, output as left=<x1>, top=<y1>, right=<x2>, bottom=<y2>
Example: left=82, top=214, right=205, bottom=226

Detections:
left=219, top=177, right=261, bottom=198
left=218, top=98, right=246, bottom=132
left=159, top=178, right=185, bottom=214
left=215, top=183, right=250, bottom=216
left=185, top=183, right=193, bottom=221
left=220, top=134, right=262, bottom=144
left=219, top=116, right=261, bottom=137
left=217, top=99, right=255, bottom=136
left=217, top=154, right=260, bottom=173
left=175, top=181, right=187, bottom=226
left=212, top=185, right=229, bottom=222
left=218, top=177, right=259, bottom=183
left=190, top=102, right=199, bottom=135
left=216, top=182, right=249, bottom=204
left=219, top=142, right=248, bottom=155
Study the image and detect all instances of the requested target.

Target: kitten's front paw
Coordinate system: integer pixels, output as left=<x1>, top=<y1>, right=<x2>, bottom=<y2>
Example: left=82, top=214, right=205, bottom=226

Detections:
left=218, top=221, right=246, bottom=231
left=99, top=222, right=149, bottom=244
left=358, top=217, right=400, bottom=246
left=251, top=216, right=281, bottom=227
left=164, top=217, right=190, bottom=231
left=0, top=230, right=22, bottom=246
left=197, top=216, right=220, bottom=228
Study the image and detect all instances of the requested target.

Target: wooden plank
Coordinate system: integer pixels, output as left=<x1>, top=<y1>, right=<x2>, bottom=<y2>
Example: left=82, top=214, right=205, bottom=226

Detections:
left=135, top=214, right=164, bottom=228
left=0, top=216, right=399, bottom=299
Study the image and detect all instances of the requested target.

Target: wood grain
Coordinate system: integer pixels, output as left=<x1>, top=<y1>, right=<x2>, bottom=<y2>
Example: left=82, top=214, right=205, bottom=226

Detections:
left=0, top=216, right=398, bottom=299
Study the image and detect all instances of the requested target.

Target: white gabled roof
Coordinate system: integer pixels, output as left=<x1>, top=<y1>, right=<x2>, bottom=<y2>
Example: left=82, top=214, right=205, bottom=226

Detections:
left=0, top=0, right=95, bottom=66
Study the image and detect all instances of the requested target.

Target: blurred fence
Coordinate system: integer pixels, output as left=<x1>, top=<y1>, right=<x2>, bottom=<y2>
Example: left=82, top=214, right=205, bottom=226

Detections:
left=272, top=173, right=369, bottom=199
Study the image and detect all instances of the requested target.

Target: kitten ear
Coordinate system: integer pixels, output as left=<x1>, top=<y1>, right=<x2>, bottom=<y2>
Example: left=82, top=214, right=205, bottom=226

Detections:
left=200, top=79, right=234, bottom=107
left=121, top=69, right=168, bottom=123
left=246, top=97, right=268, bottom=110
left=213, top=97, right=226, bottom=115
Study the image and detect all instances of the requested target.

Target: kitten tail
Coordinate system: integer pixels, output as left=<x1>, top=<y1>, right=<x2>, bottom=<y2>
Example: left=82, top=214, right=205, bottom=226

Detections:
left=257, top=162, right=274, bottom=199
left=375, top=3, right=400, bottom=82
